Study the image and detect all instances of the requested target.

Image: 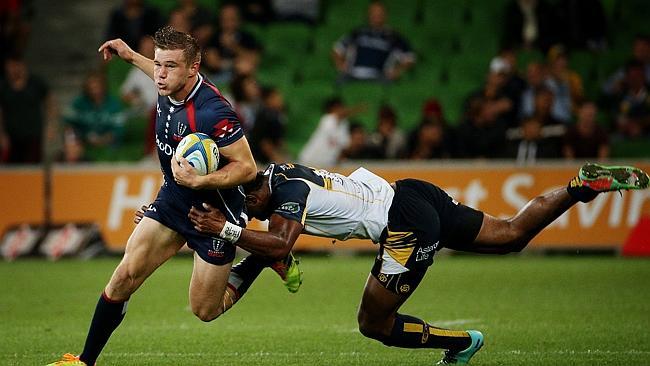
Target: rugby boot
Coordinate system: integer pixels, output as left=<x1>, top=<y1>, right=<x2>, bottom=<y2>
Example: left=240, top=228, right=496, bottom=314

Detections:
left=578, top=163, right=649, bottom=192
left=45, top=353, right=89, bottom=366
left=270, top=252, right=303, bottom=293
left=436, top=330, right=484, bottom=365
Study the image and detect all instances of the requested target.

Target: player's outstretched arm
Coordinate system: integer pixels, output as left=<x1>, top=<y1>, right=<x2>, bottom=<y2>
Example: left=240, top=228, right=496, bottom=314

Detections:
left=189, top=204, right=302, bottom=260
left=172, top=137, right=257, bottom=190
left=98, top=38, right=154, bottom=80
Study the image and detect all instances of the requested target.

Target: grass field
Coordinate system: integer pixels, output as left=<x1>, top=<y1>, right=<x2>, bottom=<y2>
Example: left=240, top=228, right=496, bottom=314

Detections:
left=1, top=255, right=649, bottom=365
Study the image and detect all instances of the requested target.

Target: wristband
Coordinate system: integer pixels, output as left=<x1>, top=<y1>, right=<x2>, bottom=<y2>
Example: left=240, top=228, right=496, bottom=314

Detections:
left=219, top=221, right=242, bottom=243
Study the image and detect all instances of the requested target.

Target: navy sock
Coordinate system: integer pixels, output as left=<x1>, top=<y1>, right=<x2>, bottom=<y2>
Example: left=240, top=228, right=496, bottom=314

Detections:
left=79, top=292, right=128, bottom=365
left=383, top=313, right=472, bottom=352
left=228, top=254, right=272, bottom=297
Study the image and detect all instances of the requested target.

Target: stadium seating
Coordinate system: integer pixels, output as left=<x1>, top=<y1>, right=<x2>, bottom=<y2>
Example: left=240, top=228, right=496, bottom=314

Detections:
left=116, top=0, right=649, bottom=160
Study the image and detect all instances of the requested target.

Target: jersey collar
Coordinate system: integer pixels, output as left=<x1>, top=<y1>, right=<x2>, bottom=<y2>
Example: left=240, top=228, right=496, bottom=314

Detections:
left=167, top=73, right=203, bottom=106
left=264, top=163, right=275, bottom=196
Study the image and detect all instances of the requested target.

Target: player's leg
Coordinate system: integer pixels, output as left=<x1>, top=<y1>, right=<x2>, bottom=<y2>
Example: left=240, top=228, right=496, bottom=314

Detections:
left=228, top=252, right=302, bottom=294
left=188, top=251, right=233, bottom=321
left=456, top=163, right=649, bottom=254
left=357, top=262, right=483, bottom=365
left=468, top=187, right=576, bottom=254
left=357, top=182, right=483, bottom=363
left=74, top=217, right=185, bottom=366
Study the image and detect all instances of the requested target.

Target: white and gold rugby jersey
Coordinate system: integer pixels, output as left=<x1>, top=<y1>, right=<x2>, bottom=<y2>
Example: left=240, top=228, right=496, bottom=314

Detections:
left=264, top=163, right=394, bottom=243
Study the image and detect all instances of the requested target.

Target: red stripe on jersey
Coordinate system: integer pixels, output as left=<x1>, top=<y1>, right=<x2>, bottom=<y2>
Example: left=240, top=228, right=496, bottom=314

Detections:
left=203, top=81, right=223, bottom=98
left=186, top=100, right=196, bottom=132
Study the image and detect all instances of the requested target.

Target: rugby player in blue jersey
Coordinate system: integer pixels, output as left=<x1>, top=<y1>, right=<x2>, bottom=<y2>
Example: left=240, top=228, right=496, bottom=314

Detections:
left=47, top=27, right=300, bottom=366
left=188, top=162, right=648, bottom=365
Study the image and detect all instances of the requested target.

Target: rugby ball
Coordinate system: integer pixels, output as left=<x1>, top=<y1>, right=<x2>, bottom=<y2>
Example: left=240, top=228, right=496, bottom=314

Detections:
left=174, top=133, right=219, bottom=175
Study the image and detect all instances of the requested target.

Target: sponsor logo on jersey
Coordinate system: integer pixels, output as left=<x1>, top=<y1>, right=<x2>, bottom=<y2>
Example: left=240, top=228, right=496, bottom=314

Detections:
left=277, top=202, right=300, bottom=214
left=399, top=284, right=410, bottom=293
left=212, top=119, right=236, bottom=138
left=173, top=123, right=187, bottom=141
left=208, top=238, right=227, bottom=258
left=415, top=241, right=438, bottom=262
left=155, top=135, right=173, bottom=156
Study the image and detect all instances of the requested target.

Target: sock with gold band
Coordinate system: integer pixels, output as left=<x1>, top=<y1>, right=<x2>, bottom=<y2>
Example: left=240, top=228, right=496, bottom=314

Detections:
left=566, top=177, right=599, bottom=203
left=382, top=313, right=472, bottom=352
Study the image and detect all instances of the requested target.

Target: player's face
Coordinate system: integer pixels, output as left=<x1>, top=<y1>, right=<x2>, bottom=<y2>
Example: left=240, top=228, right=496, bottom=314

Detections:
left=153, top=48, right=198, bottom=98
left=245, top=192, right=270, bottom=220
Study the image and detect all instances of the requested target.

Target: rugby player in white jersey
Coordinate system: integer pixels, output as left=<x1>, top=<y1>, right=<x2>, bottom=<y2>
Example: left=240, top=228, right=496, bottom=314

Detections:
left=188, top=162, right=648, bottom=365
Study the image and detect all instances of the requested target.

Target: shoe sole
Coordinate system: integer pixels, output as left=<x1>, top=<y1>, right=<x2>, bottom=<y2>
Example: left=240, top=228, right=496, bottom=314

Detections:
left=579, top=164, right=649, bottom=191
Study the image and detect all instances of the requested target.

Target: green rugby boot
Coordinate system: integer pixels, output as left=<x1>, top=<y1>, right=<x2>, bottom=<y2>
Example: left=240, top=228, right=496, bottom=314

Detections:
left=270, top=252, right=303, bottom=293
left=437, top=330, right=484, bottom=365
left=578, top=163, right=649, bottom=192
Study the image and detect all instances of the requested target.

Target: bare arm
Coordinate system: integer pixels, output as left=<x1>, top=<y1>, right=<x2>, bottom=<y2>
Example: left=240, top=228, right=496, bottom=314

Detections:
left=98, top=38, right=154, bottom=80
left=172, top=136, right=257, bottom=189
left=189, top=205, right=303, bottom=260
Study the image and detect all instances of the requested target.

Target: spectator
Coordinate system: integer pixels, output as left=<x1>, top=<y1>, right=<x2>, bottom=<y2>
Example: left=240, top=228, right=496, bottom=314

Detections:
left=0, top=1, right=33, bottom=75
left=465, top=59, right=515, bottom=127
left=519, top=62, right=546, bottom=118
left=64, top=71, right=125, bottom=158
left=406, top=119, right=452, bottom=160
left=204, top=3, right=261, bottom=80
left=545, top=45, right=584, bottom=123
left=0, top=56, right=54, bottom=164
left=507, top=117, right=561, bottom=165
left=456, top=98, right=508, bottom=159
left=497, top=48, right=528, bottom=114
left=173, top=0, right=214, bottom=47
left=602, top=35, right=650, bottom=98
left=520, top=62, right=572, bottom=124
left=563, top=102, right=609, bottom=159
left=249, top=86, right=287, bottom=164
left=120, top=37, right=157, bottom=117
left=502, top=0, right=556, bottom=52
left=299, top=97, right=359, bottom=167
left=613, top=61, right=650, bottom=138
left=529, top=87, right=562, bottom=126
left=332, top=1, right=415, bottom=83
left=366, top=104, right=406, bottom=159
left=554, top=0, right=607, bottom=51
left=229, top=74, right=261, bottom=133
left=106, top=0, right=162, bottom=49
left=120, top=36, right=157, bottom=155
left=339, top=123, right=380, bottom=161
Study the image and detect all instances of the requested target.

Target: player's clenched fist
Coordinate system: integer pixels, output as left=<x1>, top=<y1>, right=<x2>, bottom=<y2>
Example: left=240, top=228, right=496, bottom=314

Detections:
left=98, top=38, right=134, bottom=63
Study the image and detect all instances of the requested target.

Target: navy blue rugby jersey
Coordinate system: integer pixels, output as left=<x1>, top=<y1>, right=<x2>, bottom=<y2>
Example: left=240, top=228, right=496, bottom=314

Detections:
left=155, top=74, right=246, bottom=225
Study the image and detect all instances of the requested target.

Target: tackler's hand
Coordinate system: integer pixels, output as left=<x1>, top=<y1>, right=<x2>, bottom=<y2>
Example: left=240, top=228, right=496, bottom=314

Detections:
left=134, top=205, right=148, bottom=225
left=189, top=203, right=226, bottom=235
left=171, top=155, right=204, bottom=189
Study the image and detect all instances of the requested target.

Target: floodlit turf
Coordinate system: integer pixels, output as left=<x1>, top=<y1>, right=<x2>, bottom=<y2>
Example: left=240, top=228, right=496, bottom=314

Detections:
left=1, top=255, right=649, bottom=366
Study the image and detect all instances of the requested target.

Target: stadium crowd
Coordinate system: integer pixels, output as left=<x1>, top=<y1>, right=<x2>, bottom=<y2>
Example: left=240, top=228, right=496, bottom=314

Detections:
left=0, top=0, right=648, bottom=166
